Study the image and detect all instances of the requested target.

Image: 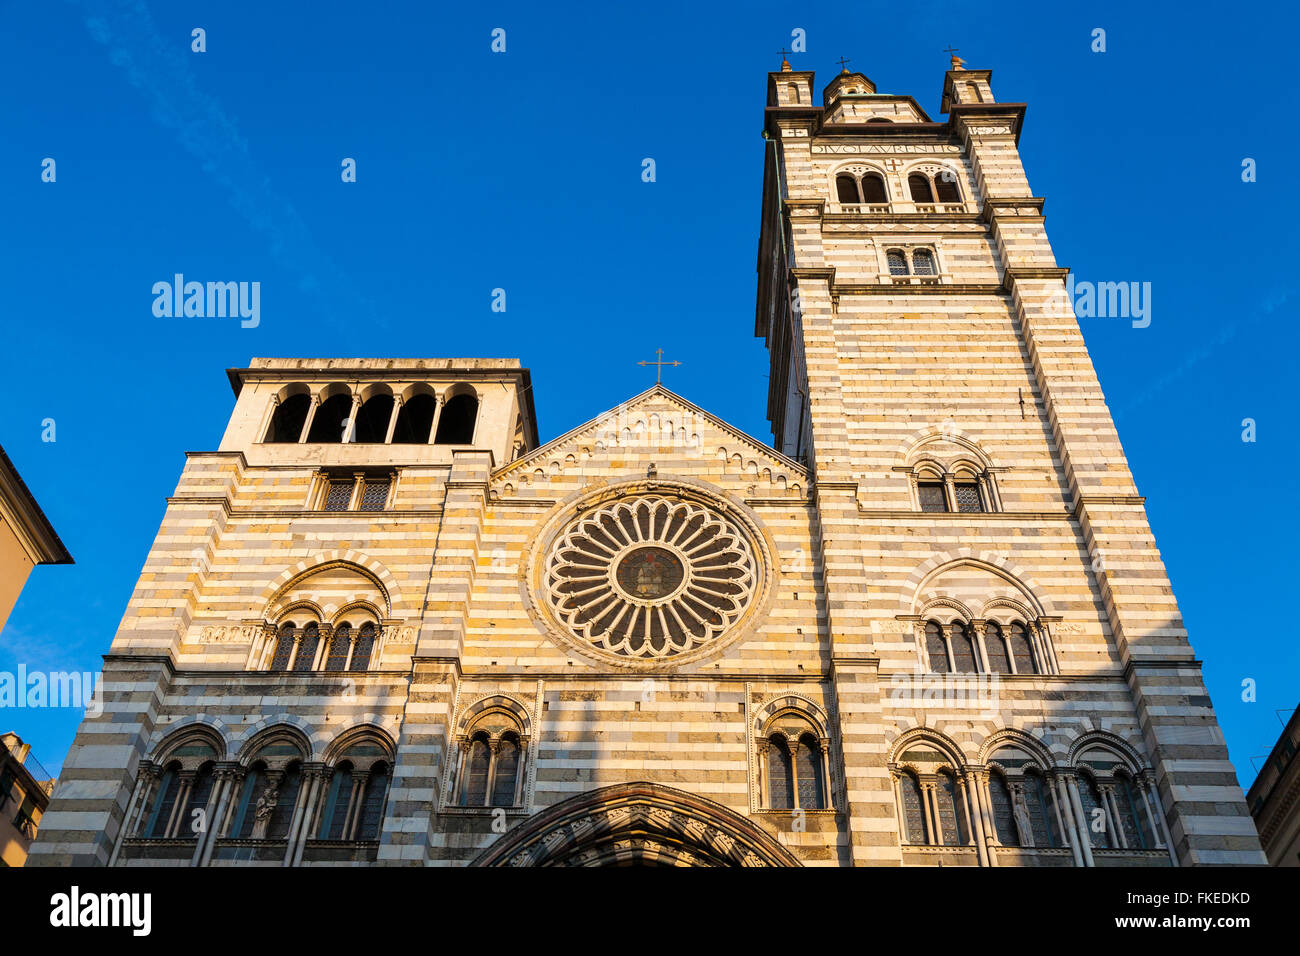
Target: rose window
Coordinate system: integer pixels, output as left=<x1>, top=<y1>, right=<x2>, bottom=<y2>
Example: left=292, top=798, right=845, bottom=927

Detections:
left=542, top=496, right=758, bottom=660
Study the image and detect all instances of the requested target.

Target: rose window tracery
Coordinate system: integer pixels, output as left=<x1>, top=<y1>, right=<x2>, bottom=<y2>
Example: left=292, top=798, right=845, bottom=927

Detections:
left=542, top=495, right=759, bottom=660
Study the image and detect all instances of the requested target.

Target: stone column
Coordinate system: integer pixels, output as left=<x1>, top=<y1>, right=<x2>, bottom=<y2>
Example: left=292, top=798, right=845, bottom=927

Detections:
left=1056, top=775, right=1086, bottom=867
left=197, top=762, right=240, bottom=867
left=285, top=762, right=327, bottom=866
left=1064, top=774, right=1095, bottom=867
left=298, top=395, right=320, bottom=443
left=384, top=396, right=402, bottom=444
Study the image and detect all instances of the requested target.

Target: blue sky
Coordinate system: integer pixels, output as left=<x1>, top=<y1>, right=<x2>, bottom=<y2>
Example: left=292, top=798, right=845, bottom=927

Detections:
left=2, top=1, right=1296, bottom=786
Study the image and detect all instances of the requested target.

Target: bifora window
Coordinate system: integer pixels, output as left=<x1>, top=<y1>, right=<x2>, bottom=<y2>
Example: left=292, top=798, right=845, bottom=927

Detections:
left=318, top=472, right=393, bottom=512
left=541, top=495, right=760, bottom=662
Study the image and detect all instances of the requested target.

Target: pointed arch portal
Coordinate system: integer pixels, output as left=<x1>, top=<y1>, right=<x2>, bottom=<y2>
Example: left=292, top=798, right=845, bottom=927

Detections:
left=470, top=782, right=802, bottom=867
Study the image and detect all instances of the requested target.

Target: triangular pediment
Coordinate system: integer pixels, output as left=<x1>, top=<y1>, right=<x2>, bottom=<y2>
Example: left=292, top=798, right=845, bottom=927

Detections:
left=493, top=385, right=807, bottom=496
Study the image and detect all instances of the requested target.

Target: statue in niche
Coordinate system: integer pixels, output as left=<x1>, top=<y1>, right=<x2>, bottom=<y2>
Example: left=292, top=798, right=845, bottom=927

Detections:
left=250, top=782, right=279, bottom=839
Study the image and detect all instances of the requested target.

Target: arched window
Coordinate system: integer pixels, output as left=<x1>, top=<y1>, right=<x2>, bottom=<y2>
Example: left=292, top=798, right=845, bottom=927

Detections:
left=456, top=709, right=528, bottom=809
left=1024, top=769, right=1061, bottom=848
left=836, top=174, right=859, bottom=204
left=1115, top=773, right=1153, bottom=849
left=434, top=393, right=478, bottom=444
left=917, top=478, right=948, bottom=512
left=952, top=477, right=983, bottom=512
left=912, top=249, right=937, bottom=276
left=925, top=621, right=950, bottom=672
left=461, top=735, right=491, bottom=807
left=950, top=622, right=977, bottom=673
left=270, top=623, right=296, bottom=671
left=988, top=772, right=1020, bottom=845
left=265, top=393, right=310, bottom=443
left=866, top=117, right=892, bottom=124
left=899, top=772, right=927, bottom=844
left=351, top=622, right=376, bottom=670
left=306, top=393, right=353, bottom=443
left=324, top=623, right=351, bottom=671
left=144, top=762, right=182, bottom=838
left=492, top=736, right=522, bottom=807
left=318, top=749, right=392, bottom=841
left=393, top=393, right=436, bottom=443
left=860, top=173, right=887, bottom=203
left=186, top=761, right=216, bottom=840
left=935, top=172, right=962, bottom=204
left=796, top=735, right=826, bottom=810
left=267, top=762, right=302, bottom=840
left=908, top=173, right=935, bottom=203
left=886, top=249, right=909, bottom=276
left=321, top=760, right=355, bottom=839
left=965, top=82, right=982, bottom=103
left=353, top=394, right=394, bottom=443
left=292, top=623, right=320, bottom=672
left=1077, top=774, right=1112, bottom=848
left=357, top=763, right=390, bottom=840
left=767, top=736, right=794, bottom=810
left=232, top=763, right=271, bottom=838
left=984, top=623, right=1010, bottom=673
left=139, top=737, right=219, bottom=840
left=1009, top=622, right=1037, bottom=674
left=935, top=770, right=968, bottom=845
left=787, top=83, right=800, bottom=104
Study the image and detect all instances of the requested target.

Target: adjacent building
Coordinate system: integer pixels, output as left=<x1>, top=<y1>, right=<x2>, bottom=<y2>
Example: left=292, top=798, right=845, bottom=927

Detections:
left=1247, top=707, right=1300, bottom=866
left=0, top=442, right=73, bottom=635
left=1, top=732, right=55, bottom=866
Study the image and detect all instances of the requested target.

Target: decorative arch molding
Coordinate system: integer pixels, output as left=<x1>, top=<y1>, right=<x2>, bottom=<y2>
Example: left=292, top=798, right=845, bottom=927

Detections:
left=232, top=717, right=319, bottom=763
left=978, top=727, right=1056, bottom=768
left=259, top=552, right=401, bottom=619
left=470, top=782, right=803, bottom=867
left=1067, top=730, right=1148, bottom=773
left=902, top=553, right=1054, bottom=618
left=322, top=721, right=397, bottom=765
left=751, top=693, right=829, bottom=738
left=147, top=716, right=233, bottom=762
left=915, top=596, right=976, bottom=625
left=982, top=597, right=1040, bottom=625
left=273, top=600, right=326, bottom=624
left=887, top=726, right=970, bottom=770
left=896, top=427, right=998, bottom=470
left=458, top=693, right=533, bottom=738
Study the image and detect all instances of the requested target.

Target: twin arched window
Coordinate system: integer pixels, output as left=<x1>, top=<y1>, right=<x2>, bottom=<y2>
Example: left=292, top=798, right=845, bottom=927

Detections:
left=318, top=757, right=390, bottom=841
left=924, top=619, right=1040, bottom=675
left=760, top=713, right=830, bottom=811
left=835, top=171, right=888, bottom=206
left=887, top=247, right=938, bottom=278
left=266, top=620, right=377, bottom=672
left=455, top=712, right=527, bottom=808
left=908, top=171, right=962, bottom=205
left=987, top=767, right=1063, bottom=849
left=143, top=751, right=217, bottom=840
left=897, top=766, right=968, bottom=846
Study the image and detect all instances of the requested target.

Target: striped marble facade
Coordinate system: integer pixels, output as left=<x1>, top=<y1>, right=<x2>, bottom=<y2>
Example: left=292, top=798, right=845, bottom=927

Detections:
left=28, top=60, right=1263, bottom=867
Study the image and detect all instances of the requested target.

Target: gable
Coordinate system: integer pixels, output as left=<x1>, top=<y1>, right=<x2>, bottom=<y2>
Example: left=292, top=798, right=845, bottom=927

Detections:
left=492, top=386, right=806, bottom=499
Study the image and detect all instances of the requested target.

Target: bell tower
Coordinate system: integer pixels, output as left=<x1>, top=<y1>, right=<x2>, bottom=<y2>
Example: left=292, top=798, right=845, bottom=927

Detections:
left=755, top=56, right=1265, bottom=866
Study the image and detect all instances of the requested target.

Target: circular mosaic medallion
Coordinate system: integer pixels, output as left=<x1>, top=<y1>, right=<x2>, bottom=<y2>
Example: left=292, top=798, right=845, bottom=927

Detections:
left=541, top=494, right=760, bottom=662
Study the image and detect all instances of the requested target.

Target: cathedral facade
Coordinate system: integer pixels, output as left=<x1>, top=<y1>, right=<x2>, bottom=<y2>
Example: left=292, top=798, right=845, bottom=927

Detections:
left=30, top=59, right=1265, bottom=867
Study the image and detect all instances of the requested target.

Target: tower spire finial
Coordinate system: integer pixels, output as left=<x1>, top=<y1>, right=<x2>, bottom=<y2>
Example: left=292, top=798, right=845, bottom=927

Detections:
left=836, top=56, right=851, bottom=74
left=944, top=45, right=964, bottom=70
left=777, top=48, right=793, bottom=71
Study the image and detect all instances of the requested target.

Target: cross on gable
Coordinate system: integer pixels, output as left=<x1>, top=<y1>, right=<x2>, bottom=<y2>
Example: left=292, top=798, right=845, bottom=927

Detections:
left=637, top=348, right=681, bottom=385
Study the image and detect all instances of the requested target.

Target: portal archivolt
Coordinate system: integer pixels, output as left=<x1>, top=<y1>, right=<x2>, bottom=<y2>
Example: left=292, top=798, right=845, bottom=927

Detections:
left=470, top=781, right=802, bottom=867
